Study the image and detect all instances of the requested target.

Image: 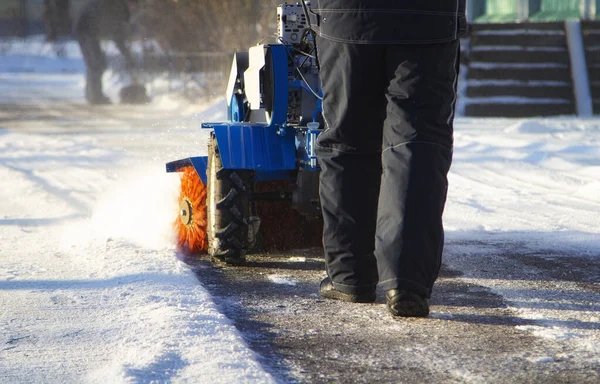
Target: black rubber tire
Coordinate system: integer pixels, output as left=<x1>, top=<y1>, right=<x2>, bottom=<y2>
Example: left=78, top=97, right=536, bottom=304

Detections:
left=206, top=133, right=251, bottom=265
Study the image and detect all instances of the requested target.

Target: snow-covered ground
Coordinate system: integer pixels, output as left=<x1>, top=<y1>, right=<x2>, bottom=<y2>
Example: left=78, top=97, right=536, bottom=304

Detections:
left=0, top=38, right=275, bottom=383
left=1, top=38, right=599, bottom=382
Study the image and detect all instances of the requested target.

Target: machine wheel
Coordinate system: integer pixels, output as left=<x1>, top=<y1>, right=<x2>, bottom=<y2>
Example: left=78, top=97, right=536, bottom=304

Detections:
left=175, top=166, right=208, bottom=256
left=207, top=133, right=252, bottom=265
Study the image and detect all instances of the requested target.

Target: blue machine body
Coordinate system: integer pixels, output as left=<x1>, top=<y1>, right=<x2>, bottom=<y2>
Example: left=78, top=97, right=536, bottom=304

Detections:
left=165, top=44, right=321, bottom=184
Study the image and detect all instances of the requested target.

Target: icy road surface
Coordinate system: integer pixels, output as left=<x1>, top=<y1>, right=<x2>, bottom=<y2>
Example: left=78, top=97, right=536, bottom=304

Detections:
left=1, top=41, right=599, bottom=382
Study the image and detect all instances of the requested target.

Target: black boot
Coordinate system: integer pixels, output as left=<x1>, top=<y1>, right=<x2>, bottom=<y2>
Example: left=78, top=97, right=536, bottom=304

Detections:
left=85, top=70, right=111, bottom=105
left=318, top=278, right=376, bottom=303
left=386, top=289, right=429, bottom=317
left=87, top=94, right=112, bottom=105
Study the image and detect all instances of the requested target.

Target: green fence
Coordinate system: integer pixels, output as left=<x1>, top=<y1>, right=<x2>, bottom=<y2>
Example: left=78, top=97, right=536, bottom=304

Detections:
left=530, top=0, right=581, bottom=21
left=476, top=0, right=519, bottom=22
left=471, top=0, right=600, bottom=22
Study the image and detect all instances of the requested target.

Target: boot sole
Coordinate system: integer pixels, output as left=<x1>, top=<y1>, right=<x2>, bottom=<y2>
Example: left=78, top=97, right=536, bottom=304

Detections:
left=319, top=289, right=376, bottom=303
left=388, top=300, right=429, bottom=317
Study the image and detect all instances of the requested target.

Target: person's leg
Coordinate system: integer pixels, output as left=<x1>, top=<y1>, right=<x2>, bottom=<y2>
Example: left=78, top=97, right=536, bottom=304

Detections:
left=315, top=37, right=387, bottom=298
left=85, top=71, right=110, bottom=104
left=56, top=0, right=71, bottom=37
left=78, top=34, right=109, bottom=104
left=375, top=41, right=459, bottom=303
left=43, top=0, right=56, bottom=41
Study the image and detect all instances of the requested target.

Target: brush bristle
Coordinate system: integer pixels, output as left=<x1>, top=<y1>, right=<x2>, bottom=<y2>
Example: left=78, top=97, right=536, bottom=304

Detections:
left=254, top=181, right=323, bottom=251
left=174, top=166, right=208, bottom=255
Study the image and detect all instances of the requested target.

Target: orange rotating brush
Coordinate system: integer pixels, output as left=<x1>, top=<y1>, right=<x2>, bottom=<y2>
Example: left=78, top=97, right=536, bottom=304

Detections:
left=174, top=166, right=208, bottom=255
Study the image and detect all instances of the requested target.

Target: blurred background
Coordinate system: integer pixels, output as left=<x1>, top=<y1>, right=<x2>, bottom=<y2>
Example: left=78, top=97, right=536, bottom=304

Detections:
left=0, top=0, right=282, bottom=49
left=0, top=0, right=284, bottom=101
left=0, top=0, right=599, bottom=116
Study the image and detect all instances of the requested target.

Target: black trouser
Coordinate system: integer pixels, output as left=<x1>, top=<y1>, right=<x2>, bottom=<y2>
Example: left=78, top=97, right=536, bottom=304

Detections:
left=77, top=33, right=107, bottom=102
left=315, top=37, right=459, bottom=299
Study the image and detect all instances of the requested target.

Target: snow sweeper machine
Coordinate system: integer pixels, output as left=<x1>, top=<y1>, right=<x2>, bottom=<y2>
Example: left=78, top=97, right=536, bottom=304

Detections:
left=166, top=2, right=324, bottom=264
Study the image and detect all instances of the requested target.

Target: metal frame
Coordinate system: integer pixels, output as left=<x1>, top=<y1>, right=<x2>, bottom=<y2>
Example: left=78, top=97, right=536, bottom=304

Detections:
left=166, top=44, right=322, bottom=183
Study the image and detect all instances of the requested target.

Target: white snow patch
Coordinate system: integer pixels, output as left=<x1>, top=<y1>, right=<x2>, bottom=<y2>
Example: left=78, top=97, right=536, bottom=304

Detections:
left=530, top=356, right=555, bottom=364
left=516, top=326, right=584, bottom=341
left=475, top=29, right=564, bottom=36
left=267, top=275, right=298, bottom=286
left=288, top=256, right=307, bottom=262
left=450, top=369, right=487, bottom=383
left=464, top=96, right=571, bottom=104
left=467, top=79, right=569, bottom=86
left=471, top=46, right=565, bottom=52
left=470, top=62, right=567, bottom=69
left=429, top=312, right=454, bottom=320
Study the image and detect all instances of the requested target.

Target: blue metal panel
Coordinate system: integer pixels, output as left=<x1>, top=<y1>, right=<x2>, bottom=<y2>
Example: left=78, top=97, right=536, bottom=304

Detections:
left=165, top=156, right=209, bottom=184
left=290, top=79, right=323, bottom=123
left=167, top=43, right=322, bottom=183
left=166, top=158, right=191, bottom=173
left=202, top=122, right=296, bottom=172
left=189, top=156, right=209, bottom=184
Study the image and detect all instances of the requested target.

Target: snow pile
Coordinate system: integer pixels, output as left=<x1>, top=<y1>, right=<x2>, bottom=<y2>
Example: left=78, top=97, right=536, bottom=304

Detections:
left=445, top=117, right=600, bottom=254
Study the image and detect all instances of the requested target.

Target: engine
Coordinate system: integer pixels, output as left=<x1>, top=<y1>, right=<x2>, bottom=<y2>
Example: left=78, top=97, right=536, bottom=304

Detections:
left=227, top=2, right=321, bottom=127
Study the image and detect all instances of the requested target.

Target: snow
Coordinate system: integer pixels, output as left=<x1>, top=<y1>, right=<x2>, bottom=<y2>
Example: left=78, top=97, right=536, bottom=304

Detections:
left=446, top=118, right=600, bottom=240
left=471, top=46, right=566, bottom=52
left=462, top=96, right=571, bottom=104
left=469, top=62, right=568, bottom=69
left=475, top=29, right=564, bottom=36
left=467, top=79, right=570, bottom=86
left=0, top=38, right=275, bottom=383
left=267, top=275, right=298, bottom=286
left=1, top=37, right=600, bottom=381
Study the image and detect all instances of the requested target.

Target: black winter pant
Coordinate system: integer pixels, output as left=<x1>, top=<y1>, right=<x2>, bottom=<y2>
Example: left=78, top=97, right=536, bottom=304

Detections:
left=315, top=37, right=459, bottom=299
left=77, top=33, right=108, bottom=103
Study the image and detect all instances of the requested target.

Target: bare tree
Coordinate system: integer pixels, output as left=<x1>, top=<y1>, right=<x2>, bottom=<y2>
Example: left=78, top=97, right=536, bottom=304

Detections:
left=137, top=0, right=281, bottom=54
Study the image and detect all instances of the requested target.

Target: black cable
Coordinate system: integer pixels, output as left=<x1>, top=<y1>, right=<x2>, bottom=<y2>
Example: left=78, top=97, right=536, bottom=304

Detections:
left=298, top=46, right=315, bottom=69
left=300, top=0, right=319, bottom=70
left=301, top=1, right=310, bottom=26
left=278, top=38, right=323, bottom=101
